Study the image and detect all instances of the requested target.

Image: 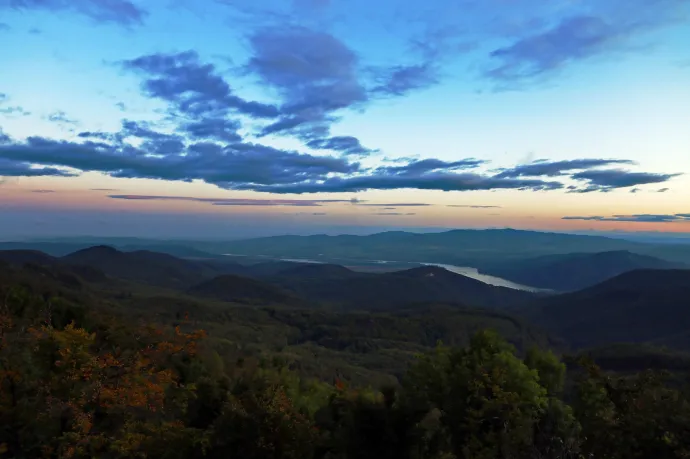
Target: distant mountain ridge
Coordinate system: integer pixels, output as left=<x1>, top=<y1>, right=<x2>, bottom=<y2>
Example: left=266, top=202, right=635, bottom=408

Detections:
left=198, top=228, right=690, bottom=266
left=6, top=229, right=690, bottom=265
left=483, top=250, right=686, bottom=291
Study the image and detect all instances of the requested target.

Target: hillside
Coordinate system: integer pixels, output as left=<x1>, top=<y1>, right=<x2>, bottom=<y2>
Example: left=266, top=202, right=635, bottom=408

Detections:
left=0, top=249, right=59, bottom=267
left=61, top=246, right=233, bottom=289
left=524, top=269, right=690, bottom=349
left=267, top=265, right=536, bottom=310
left=484, top=250, right=684, bottom=291
left=188, top=274, right=306, bottom=306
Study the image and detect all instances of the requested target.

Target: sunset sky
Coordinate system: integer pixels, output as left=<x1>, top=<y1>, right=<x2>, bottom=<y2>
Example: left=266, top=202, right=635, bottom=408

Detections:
left=1, top=0, right=689, bottom=238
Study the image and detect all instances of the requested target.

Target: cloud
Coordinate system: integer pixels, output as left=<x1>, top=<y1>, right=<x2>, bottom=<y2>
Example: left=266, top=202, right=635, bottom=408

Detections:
left=90, top=188, right=119, bottom=191
left=291, top=0, right=330, bottom=11
left=373, top=212, right=416, bottom=216
left=0, top=94, right=31, bottom=116
left=247, top=26, right=367, bottom=116
left=0, top=128, right=9, bottom=144
left=485, top=1, right=688, bottom=86
left=243, top=171, right=563, bottom=194
left=107, top=194, right=353, bottom=207
left=30, top=189, right=55, bottom=193
left=657, top=187, right=670, bottom=193
left=115, top=102, right=127, bottom=111
left=495, top=158, right=634, bottom=178
left=563, top=214, right=690, bottom=223
left=47, top=110, right=79, bottom=126
left=357, top=203, right=431, bottom=207
left=1, top=0, right=147, bottom=26
left=121, top=51, right=279, bottom=119
left=370, top=62, right=439, bottom=97
left=0, top=135, right=358, bottom=189
left=379, top=158, right=487, bottom=175
left=0, top=22, right=10, bottom=31
left=0, top=158, right=75, bottom=178
left=306, top=136, right=377, bottom=157
left=0, top=128, right=576, bottom=194
left=629, top=187, right=641, bottom=193
left=179, top=118, right=242, bottom=143
left=0, top=106, right=31, bottom=116
left=570, top=169, right=681, bottom=191
left=448, top=205, right=502, bottom=208
left=247, top=26, right=370, bottom=142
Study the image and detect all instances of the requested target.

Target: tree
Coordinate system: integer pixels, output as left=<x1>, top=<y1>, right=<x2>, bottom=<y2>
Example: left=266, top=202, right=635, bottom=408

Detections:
left=402, top=331, right=549, bottom=459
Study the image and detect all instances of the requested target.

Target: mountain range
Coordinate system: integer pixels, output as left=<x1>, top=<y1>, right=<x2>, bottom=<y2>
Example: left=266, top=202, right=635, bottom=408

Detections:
left=3, top=236, right=690, bottom=355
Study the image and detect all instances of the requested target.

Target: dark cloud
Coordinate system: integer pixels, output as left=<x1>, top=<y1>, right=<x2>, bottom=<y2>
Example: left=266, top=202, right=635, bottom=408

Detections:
left=1, top=0, right=147, bottom=26
left=179, top=118, right=242, bottom=143
left=121, top=51, right=279, bottom=119
left=305, top=136, right=377, bottom=157
left=570, top=169, right=681, bottom=191
left=495, top=158, right=634, bottom=178
left=47, top=110, right=79, bottom=126
left=0, top=128, right=576, bottom=194
left=243, top=172, right=563, bottom=194
left=247, top=26, right=367, bottom=139
left=0, top=128, right=9, bottom=144
left=379, top=158, right=486, bottom=175
left=630, top=188, right=641, bottom=193
left=448, top=205, right=502, bottom=208
left=0, top=93, right=7, bottom=103
left=107, top=194, right=352, bottom=207
left=0, top=136, right=358, bottom=189
left=247, top=26, right=367, bottom=114
left=0, top=158, right=75, bottom=177
left=657, top=188, right=670, bottom=193
left=563, top=214, right=690, bottom=223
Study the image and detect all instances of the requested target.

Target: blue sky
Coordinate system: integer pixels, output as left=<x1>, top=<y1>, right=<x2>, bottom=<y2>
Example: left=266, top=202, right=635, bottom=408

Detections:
left=1, top=0, right=689, bottom=238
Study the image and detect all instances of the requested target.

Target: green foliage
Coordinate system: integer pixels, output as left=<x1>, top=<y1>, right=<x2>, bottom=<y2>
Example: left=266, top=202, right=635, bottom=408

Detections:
left=2, top=264, right=690, bottom=459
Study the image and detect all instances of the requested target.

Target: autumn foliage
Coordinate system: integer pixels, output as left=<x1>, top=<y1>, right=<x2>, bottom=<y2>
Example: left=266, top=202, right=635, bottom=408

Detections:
left=2, top=284, right=690, bottom=459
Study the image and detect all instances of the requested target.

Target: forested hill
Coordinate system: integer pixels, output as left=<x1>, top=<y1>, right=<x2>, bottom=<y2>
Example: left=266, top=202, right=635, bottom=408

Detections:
left=2, top=259, right=689, bottom=458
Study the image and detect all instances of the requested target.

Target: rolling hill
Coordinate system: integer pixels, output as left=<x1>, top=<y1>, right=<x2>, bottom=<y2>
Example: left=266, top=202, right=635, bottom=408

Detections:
left=264, top=265, right=536, bottom=310
left=523, top=269, right=690, bottom=349
left=61, top=246, right=240, bottom=289
left=188, top=274, right=305, bottom=306
left=484, top=250, right=685, bottom=291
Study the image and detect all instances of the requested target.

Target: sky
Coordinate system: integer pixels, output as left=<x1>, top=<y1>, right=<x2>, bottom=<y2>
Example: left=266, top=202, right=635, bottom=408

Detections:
left=1, top=0, right=689, bottom=239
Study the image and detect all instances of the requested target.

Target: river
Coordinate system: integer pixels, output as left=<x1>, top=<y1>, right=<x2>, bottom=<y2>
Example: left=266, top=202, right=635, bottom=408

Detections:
left=224, top=254, right=547, bottom=292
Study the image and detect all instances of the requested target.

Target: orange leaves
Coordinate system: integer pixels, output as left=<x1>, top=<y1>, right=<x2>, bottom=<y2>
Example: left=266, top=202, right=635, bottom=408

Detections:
left=3, top=317, right=208, bottom=457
